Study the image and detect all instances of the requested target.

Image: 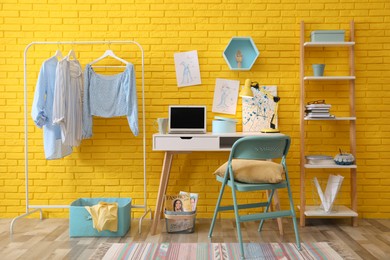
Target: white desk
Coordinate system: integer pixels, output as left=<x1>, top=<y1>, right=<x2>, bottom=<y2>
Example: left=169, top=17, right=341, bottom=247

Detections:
left=151, top=132, right=284, bottom=235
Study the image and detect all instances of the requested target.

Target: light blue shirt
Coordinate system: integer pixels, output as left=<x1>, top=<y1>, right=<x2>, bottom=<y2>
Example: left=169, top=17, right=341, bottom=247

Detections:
left=82, top=64, right=139, bottom=138
left=31, top=56, right=73, bottom=159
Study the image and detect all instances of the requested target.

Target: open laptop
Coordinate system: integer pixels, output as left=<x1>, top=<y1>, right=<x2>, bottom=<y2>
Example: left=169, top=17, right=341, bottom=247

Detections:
left=168, top=105, right=207, bottom=134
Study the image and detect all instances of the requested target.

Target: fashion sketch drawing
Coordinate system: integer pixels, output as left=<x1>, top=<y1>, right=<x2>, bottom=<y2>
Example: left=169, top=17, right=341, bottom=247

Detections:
left=212, top=78, right=239, bottom=115
left=174, top=50, right=201, bottom=87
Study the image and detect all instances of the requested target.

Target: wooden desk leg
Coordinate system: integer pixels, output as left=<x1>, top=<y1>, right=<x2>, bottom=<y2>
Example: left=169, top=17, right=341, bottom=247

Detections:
left=273, top=190, right=284, bottom=236
left=266, top=190, right=284, bottom=236
left=151, top=151, right=174, bottom=235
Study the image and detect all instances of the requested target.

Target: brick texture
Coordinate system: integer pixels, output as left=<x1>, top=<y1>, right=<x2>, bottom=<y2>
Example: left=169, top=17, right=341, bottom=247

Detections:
left=0, top=0, right=389, bottom=219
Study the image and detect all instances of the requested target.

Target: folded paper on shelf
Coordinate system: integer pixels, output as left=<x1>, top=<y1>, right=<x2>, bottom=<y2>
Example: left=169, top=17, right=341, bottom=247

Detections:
left=313, top=174, right=344, bottom=212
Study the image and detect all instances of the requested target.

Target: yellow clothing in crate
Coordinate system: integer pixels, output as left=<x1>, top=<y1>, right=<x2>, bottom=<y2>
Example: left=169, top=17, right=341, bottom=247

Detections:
left=85, top=202, right=118, bottom=232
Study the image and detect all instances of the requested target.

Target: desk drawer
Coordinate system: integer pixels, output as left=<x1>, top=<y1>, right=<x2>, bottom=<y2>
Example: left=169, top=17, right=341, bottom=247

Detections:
left=153, top=136, right=219, bottom=151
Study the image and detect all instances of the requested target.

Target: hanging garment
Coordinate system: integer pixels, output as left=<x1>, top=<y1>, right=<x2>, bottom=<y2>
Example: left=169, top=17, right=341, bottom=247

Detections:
left=52, top=57, right=83, bottom=147
left=85, top=202, right=118, bottom=232
left=31, top=56, right=72, bottom=160
left=82, top=64, right=139, bottom=138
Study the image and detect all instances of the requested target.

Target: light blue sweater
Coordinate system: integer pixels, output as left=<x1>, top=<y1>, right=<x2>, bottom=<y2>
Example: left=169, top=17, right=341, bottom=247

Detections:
left=82, top=64, right=139, bottom=138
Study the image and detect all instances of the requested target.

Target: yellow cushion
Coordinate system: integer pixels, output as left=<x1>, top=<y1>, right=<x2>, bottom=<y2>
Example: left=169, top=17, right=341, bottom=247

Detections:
left=213, top=159, right=284, bottom=184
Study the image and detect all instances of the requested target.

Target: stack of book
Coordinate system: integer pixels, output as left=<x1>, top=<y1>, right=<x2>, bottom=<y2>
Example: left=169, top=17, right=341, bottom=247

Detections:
left=305, top=103, right=334, bottom=119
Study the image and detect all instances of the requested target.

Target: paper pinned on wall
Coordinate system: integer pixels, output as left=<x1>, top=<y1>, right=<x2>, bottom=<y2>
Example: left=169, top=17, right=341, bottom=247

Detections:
left=242, top=86, right=277, bottom=132
left=212, top=78, right=240, bottom=115
left=174, top=50, right=202, bottom=87
left=313, top=174, right=344, bottom=212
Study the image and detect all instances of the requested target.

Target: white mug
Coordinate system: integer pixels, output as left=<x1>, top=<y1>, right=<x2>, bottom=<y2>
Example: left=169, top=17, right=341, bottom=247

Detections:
left=155, top=118, right=168, bottom=134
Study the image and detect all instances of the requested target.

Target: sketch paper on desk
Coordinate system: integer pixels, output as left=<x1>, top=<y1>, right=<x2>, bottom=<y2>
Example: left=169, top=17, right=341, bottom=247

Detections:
left=212, top=78, right=240, bottom=115
left=313, top=175, right=344, bottom=212
left=174, top=50, right=201, bottom=87
left=242, top=86, right=277, bottom=132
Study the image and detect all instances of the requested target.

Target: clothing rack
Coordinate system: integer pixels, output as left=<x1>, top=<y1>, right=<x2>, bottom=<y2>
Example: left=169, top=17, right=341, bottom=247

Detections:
left=10, top=40, right=151, bottom=235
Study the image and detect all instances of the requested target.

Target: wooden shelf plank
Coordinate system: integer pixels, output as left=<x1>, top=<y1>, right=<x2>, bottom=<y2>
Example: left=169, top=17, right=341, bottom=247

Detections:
left=304, top=42, right=355, bottom=47
left=304, top=164, right=357, bottom=169
left=304, top=117, right=357, bottom=121
left=304, top=76, right=356, bottom=81
left=303, top=205, right=358, bottom=217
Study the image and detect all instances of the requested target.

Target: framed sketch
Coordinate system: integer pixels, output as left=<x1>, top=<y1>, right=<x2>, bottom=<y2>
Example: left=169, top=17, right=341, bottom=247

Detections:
left=212, top=78, right=240, bottom=115
left=174, top=50, right=202, bottom=87
left=242, top=86, right=277, bottom=132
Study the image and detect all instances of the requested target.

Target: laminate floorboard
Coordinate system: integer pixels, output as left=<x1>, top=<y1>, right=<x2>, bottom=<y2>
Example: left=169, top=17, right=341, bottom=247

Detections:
left=1, top=218, right=389, bottom=259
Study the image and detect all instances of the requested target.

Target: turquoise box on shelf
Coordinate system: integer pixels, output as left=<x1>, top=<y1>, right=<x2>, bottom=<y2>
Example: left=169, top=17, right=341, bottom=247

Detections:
left=311, top=30, right=345, bottom=42
left=69, top=198, right=131, bottom=237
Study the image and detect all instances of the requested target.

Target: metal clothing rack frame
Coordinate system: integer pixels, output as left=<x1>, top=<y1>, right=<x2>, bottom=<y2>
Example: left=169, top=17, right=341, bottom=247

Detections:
left=10, top=40, right=151, bottom=235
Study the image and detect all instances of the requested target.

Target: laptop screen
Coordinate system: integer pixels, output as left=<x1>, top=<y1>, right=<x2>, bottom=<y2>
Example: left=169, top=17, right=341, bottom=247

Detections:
left=168, top=106, right=206, bottom=134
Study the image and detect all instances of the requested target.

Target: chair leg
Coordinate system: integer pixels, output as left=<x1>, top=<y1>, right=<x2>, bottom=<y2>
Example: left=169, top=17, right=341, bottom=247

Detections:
left=208, top=180, right=227, bottom=238
left=258, top=189, right=275, bottom=232
left=286, top=184, right=301, bottom=250
left=231, top=183, right=245, bottom=259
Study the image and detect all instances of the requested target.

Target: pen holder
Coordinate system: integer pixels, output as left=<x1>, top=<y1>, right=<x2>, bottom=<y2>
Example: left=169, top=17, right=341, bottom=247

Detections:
left=312, top=64, right=325, bottom=76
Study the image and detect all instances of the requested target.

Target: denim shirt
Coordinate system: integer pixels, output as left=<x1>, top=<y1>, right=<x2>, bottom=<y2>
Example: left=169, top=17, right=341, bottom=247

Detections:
left=82, top=63, right=139, bottom=138
left=31, top=56, right=73, bottom=159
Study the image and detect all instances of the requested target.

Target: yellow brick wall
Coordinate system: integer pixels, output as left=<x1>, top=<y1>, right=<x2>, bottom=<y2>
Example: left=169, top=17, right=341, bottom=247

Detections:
left=1, top=0, right=389, bottom=219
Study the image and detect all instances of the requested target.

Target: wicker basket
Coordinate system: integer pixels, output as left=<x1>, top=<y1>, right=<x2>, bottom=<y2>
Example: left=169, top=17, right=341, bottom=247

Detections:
left=164, top=210, right=196, bottom=233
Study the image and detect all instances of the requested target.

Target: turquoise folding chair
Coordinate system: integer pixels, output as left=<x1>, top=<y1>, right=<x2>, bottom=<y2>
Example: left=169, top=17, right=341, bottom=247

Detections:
left=208, top=135, right=301, bottom=259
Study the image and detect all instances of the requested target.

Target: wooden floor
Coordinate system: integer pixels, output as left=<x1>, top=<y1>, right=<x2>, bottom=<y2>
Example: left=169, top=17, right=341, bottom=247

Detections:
left=1, top=217, right=390, bottom=259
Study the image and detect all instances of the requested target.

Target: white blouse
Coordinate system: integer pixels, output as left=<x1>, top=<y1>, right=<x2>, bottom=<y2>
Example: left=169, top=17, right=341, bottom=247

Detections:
left=52, top=57, right=83, bottom=147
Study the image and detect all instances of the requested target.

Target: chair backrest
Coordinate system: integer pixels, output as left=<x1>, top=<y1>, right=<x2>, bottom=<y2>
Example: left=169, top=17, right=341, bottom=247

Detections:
left=229, top=135, right=291, bottom=161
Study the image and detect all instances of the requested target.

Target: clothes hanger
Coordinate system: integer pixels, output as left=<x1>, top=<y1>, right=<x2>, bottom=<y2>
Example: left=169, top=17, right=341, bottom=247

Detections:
left=89, top=48, right=129, bottom=66
left=67, top=49, right=77, bottom=60
left=54, top=48, right=63, bottom=60
left=54, top=43, right=63, bottom=60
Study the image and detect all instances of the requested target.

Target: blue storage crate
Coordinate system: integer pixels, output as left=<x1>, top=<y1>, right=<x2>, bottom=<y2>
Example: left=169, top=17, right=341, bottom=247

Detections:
left=311, top=30, right=345, bottom=42
left=69, top=198, right=131, bottom=237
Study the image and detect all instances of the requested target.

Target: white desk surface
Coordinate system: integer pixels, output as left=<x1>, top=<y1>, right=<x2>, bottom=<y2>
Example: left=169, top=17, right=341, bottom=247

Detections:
left=153, top=132, right=285, bottom=151
left=153, top=132, right=284, bottom=137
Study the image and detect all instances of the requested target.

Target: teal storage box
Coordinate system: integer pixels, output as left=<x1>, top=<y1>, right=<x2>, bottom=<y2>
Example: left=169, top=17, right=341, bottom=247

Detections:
left=69, top=198, right=131, bottom=237
left=212, top=116, right=237, bottom=134
left=311, top=30, right=345, bottom=42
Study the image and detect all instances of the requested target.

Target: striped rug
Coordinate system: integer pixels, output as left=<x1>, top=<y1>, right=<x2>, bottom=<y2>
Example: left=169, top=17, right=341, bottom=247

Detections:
left=89, top=242, right=348, bottom=260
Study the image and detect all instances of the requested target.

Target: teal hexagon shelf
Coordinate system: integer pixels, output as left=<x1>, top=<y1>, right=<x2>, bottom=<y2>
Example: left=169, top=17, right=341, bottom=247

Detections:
left=223, top=37, right=259, bottom=71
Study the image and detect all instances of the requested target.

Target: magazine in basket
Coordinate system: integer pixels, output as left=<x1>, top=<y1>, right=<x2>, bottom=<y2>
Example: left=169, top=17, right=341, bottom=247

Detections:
left=179, top=191, right=198, bottom=211
left=165, top=194, right=191, bottom=212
